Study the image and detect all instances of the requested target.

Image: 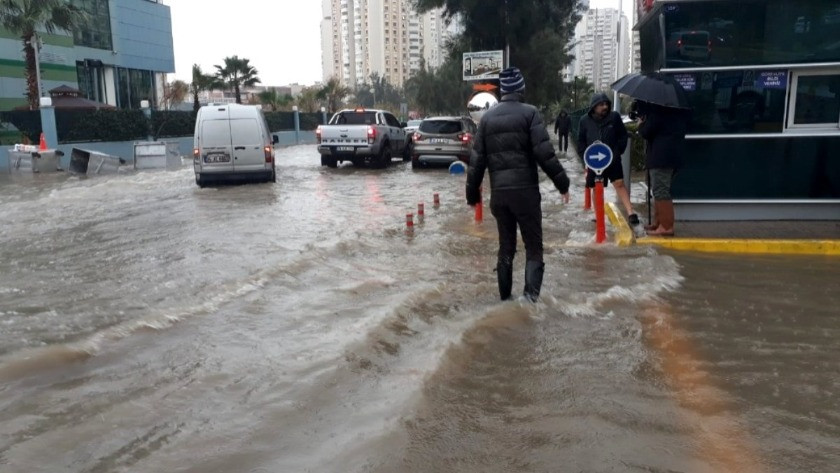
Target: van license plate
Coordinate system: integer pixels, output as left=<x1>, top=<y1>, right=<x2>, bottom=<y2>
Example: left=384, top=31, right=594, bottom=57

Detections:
left=205, top=154, right=230, bottom=163
left=336, top=146, right=354, bottom=152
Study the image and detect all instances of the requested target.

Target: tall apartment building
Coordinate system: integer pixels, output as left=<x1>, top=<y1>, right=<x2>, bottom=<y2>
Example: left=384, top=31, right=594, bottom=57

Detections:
left=565, top=8, right=631, bottom=92
left=0, top=0, right=174, bottom=111
left=321, top=0, right=455, bottom=88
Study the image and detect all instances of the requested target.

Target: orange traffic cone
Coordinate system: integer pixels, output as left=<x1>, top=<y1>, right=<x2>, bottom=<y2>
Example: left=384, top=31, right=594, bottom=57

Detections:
left=38, top=132, right=47, bottom=151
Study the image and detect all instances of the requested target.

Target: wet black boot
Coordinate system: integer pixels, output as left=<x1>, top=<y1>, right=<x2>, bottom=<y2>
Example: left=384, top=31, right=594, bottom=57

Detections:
left=523, top=261, right=545, bottom=302
left=496, top=258, right=513, bottom=301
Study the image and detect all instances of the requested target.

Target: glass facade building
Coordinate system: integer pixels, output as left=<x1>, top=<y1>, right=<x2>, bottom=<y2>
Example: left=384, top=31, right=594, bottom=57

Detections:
left=637, top=0, right=840, bottom=219
left=0, top=0, right=174, bottom=111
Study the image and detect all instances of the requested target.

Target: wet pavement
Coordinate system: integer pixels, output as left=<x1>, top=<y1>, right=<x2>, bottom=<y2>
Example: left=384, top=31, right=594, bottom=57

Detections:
left=1, top=144, right=838, bottom=472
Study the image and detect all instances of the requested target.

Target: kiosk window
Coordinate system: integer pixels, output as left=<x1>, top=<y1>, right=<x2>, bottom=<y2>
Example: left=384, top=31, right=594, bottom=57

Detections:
left=790, top=73, right=840, bottom=128
left=680, top=70, right=787, bottom=134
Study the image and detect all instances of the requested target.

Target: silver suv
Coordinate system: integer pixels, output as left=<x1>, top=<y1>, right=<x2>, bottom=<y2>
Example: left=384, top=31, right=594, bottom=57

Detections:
left=410, top=117, right=476, bottom=169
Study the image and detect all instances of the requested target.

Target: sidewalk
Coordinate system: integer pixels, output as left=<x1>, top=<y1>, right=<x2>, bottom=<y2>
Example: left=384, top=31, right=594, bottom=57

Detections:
left=553, top=133, right=840, bottom=255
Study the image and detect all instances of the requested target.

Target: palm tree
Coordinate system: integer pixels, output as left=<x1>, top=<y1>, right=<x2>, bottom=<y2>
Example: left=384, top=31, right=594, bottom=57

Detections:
left=318, top=77, right=351, bottom=113
left=0, top=1, right=87, bottom=109
left=190, top=64, right=218, bottom=111
left=295, top=87, right=320, bottom=113
left=214, top=56, right=260, bottom=104
left=257, top=89, right=280, bottom=111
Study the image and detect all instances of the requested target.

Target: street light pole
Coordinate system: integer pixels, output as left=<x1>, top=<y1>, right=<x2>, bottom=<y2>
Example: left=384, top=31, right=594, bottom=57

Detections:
left=613, top=0, right=624, bottom=112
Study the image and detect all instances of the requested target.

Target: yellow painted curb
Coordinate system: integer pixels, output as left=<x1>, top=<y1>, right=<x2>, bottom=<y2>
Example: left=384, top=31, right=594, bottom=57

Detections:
left=604, top=202, right=636, bottom=246
left=638, top=238, right=840, bottom=256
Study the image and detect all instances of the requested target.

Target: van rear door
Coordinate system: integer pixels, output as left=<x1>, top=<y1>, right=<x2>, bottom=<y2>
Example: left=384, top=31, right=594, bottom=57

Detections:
left=230, top=119, right=265, bottom=172
left=200, top=117, right=234, bottom=173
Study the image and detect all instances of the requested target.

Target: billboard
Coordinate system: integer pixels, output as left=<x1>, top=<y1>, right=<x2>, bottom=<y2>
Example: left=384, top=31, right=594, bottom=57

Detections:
left=463, top=50, right=504, bottom=81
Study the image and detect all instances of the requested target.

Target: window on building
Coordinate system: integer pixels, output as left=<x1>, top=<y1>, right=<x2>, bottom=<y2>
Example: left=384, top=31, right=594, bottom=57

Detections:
left=663, top=0, right=840, bottom=68
left=677, top=69, right=788, bottom=134
left=70, top=0, right=113, bottom=50
left=788, top=70, right=840, bottom=130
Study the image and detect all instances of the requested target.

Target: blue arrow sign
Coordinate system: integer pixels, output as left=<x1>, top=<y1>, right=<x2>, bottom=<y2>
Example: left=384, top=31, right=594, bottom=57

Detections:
left=583, top=141, right=613, bottom=174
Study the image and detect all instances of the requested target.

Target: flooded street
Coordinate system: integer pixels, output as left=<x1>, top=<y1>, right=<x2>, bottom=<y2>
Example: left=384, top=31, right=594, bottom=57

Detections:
left=1, top=144, right=838, bottom=472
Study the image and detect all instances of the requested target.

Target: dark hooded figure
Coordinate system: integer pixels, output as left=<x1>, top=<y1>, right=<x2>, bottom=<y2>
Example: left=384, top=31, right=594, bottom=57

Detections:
left=466, top=67, right=570, bottom=302
left=554, top=110, right=572, bottom=152
left=577, top=92, right=638, bottom=225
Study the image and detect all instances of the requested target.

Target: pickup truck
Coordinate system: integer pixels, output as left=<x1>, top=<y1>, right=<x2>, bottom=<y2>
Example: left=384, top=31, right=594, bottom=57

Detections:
left=316, top=108, right=409, bottom=168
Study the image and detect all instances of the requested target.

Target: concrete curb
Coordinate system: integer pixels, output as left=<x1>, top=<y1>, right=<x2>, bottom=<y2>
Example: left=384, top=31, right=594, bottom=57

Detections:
left=602, top=203, right=840, bottom=255
left=605, top=202, right=636, bottom=247
left=638, top=238, right=840, bottom=256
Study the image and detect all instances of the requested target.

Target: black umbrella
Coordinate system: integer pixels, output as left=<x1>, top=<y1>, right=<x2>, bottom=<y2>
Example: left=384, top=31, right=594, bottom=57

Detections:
left=610, top=72, right=690, bottom=109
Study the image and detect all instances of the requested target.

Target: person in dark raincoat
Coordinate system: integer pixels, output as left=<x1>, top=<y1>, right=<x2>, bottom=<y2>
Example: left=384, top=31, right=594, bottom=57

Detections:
left=466, top=67, right=570, bottom=302
left=636, top=101, right=689, bottom=236
left=554, top=110, right=572, bottom=153
left=577, top=93, right=639, bottom=226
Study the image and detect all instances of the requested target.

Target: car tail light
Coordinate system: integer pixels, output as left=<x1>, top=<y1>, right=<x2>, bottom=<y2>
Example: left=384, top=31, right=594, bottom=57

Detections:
left=264, top=145, right=273, bottom=163
left=316, top=125, right=322, bottom=144
left=413, top=132, right=422, bottom=142
left=677, top=39, right=682, bottom=48
left=458, top=133, right=471, bottom=143
left=367, top=125, right=376, bottom=144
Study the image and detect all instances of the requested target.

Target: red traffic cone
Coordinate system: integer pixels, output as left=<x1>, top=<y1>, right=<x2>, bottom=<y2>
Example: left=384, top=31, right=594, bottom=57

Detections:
left=38, top=132, right=47, bottom=151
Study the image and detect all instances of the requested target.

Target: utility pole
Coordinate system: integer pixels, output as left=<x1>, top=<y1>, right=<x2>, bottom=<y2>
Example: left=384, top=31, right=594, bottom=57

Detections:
left=613, top=0, right=624, bottom=112
left=504, top=0, right=510, bottom=68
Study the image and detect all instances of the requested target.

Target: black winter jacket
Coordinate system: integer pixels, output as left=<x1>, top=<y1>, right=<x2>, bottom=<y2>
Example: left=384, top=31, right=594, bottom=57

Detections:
left=577, top=93, right=628, bottom=159
left=637, top=104, right=689, bottom=169
left=466, top=94, right=570, bottom=204
left=554, top=112, right=571, bottom=134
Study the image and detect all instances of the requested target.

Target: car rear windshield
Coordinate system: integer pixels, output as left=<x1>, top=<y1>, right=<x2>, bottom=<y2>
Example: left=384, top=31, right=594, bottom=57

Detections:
left=682, top=33, right=708, bottom=46
left=419, top=120, right=463, bottom=134
left=333, top=112, right=378, bottom=125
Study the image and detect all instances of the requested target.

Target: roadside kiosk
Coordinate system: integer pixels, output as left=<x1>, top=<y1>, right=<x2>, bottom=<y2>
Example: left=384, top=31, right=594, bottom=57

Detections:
left=635, top=0, right=840, bottom=220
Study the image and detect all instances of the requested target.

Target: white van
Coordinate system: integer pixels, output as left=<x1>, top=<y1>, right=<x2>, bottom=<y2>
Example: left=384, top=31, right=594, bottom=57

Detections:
left=193, top=103, right=278, bottom=187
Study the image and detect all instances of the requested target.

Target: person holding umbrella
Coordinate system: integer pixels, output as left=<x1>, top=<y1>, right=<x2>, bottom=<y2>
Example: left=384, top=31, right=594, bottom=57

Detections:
left=611, top=72, right=691, bottom=234
left=634, top=100, right=689, bottom=236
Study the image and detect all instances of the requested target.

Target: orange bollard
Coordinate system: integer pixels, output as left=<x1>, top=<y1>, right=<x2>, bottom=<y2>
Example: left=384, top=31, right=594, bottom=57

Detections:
left=406, top=213, right=414, bottom=229
left=584, top=186, right=592, bottom=210
left=594, top=180, right=606, bottom=243
left=475, top=187, right=483, bottom=223
left=433, top=193, right=440, bottom=207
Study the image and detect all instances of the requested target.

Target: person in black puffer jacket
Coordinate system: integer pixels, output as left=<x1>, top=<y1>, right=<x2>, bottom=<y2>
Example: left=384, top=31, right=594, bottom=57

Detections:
left=466, top=67, right=570, bottom=302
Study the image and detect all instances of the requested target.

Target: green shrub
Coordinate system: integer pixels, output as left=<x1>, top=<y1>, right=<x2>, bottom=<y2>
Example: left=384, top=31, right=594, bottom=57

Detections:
left=56, top=110, right=148, bottom=143
left=0, top=111, right=42, bottom=143
left=264, top=111, right=295, bottom=132
left=152, top=111, right=196, bottom=138
left=624, top=121, right=646, bottom=171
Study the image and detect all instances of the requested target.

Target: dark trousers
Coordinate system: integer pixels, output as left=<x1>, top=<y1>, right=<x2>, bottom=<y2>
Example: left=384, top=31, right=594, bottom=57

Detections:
left=559, top=132, right=569, bottom=152
left=490, top=188, right=543, bottom=264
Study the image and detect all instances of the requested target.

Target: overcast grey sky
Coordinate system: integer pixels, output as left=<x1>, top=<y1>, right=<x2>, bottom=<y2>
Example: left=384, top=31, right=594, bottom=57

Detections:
left=168, top=0, right=324, bottom=87
left=167, top=0, right=633, bottom=87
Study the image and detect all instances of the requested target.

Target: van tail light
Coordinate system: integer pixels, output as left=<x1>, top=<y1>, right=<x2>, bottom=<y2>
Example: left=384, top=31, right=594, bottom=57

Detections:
left=316, top=125, right=322, bottom=144
left=458, top=133, right=471, bottom=143
left=193, top=148, right=200, bottom=160
left=264, top=145, right=273, bottom=163
left=367, top=125, right=376, bottom=144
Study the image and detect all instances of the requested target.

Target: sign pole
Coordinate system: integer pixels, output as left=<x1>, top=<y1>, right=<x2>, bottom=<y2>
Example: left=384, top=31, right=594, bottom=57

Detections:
left=583, top=141, right=614, bottom=245
left=595, top=179, right=606, bottom=243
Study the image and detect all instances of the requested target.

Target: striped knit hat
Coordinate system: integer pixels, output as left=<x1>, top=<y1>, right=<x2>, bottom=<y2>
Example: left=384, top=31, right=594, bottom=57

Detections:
left=499, top=67, right=525, bottom=95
